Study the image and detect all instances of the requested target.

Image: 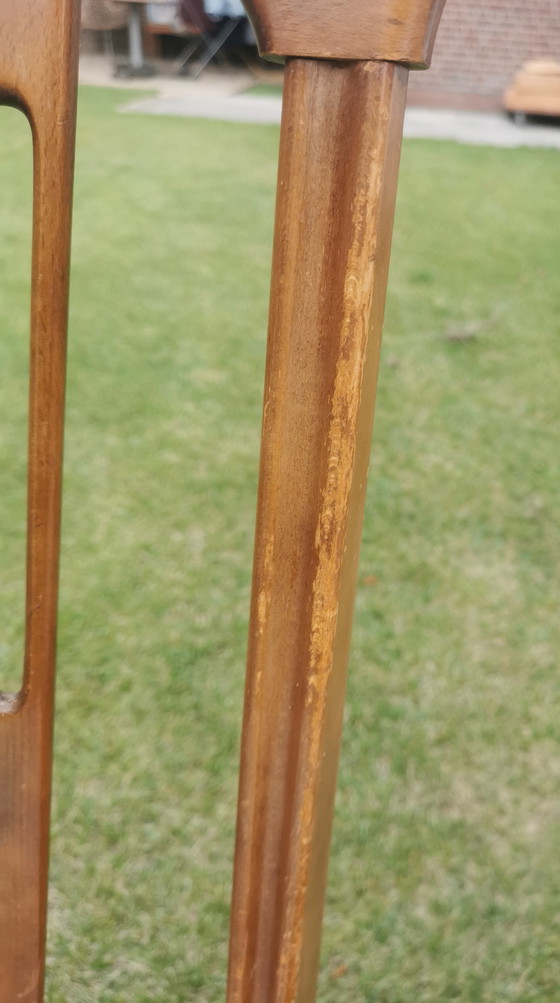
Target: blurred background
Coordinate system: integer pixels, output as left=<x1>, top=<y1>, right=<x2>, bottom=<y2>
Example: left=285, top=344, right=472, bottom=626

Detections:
left=0, top=1, right=559, bottom=1000
left=79, top=0, right=560, bottom=116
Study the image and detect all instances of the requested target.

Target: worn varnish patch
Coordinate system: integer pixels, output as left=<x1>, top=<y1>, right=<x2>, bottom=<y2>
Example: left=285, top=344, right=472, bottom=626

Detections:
left=228, top=58, right=409, bottom=1003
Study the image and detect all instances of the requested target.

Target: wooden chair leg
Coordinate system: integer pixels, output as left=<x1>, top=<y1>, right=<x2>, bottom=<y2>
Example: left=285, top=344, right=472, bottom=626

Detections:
left=228, top=3, right=446, bottom=1000
left=0, top=2, right=81, bottom=1000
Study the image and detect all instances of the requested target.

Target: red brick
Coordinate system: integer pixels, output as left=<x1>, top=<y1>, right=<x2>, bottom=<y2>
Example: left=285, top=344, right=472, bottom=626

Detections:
left=408, top=0, right=560, bottom=108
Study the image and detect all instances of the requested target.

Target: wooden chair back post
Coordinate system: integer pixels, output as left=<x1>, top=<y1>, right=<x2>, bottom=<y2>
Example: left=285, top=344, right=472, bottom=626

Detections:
left=0, top=1, right=81, bottom=1000
left=228, top=2, right=446, bottom=1000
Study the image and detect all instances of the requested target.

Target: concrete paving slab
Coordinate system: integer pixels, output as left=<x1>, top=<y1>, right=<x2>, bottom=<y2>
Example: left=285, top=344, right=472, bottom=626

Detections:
left=79, top=53, right=560, bottom=149
left=119, top=94, right=560, bottom=149
left=403, top=107, right=560, bottom=149
left=79, top=53, right=255, bottom=98
left=120, top=93, right=282, bottom=124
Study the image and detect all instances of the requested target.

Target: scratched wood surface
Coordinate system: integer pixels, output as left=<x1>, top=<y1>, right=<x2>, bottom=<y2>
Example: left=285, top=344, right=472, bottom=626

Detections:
left=227, top=56, right=409, bottom=1003
left=0, top=1, right=81, bottom=1000
left=228, top=0, right=447, bottom=999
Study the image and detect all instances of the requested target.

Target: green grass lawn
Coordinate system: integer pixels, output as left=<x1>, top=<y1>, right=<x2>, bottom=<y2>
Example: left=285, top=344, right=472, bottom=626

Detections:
left=242, top=82, right=284, bottom=98
left=1, top=87, right=559, bottom=1001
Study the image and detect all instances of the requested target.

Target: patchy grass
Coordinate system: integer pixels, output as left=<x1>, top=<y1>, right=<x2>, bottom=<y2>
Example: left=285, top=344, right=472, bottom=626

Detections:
left=0, top=87, right=559, bottom=1001
left=241, top=82, right=283, bottom=98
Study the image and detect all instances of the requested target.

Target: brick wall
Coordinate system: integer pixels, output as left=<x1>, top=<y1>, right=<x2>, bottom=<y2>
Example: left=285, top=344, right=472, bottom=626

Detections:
left=408, top=0, right=560, bottom=109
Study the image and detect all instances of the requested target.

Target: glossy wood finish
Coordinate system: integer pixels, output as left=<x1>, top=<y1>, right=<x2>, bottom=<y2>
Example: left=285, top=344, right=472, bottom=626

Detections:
left=244, top=0, right=446, bottom=67
left=0, top=1, right=81, bottom=1000
left=228, top=57, right=409, bottom=1003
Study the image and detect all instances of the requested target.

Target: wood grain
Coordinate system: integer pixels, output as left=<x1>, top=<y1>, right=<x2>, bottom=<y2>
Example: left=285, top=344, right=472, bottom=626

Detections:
left=243, top=0, right=446, bottom=67
left=0, top=1, right=81, bottom=1000
left=227, top=56, right=409, bottom=1003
